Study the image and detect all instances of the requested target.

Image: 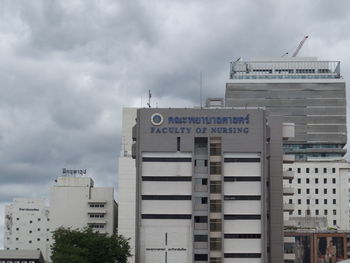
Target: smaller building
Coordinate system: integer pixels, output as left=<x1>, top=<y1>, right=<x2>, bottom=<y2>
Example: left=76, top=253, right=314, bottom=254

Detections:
left=0, top=249, right=45, bottom=263
left=4, top=198, right=50, bottom=260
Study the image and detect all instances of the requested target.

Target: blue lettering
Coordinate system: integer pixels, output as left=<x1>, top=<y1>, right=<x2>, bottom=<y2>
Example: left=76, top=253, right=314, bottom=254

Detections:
left=244, top=127, right=249, bottom=133
left=151, top=127, right=156, bottom=133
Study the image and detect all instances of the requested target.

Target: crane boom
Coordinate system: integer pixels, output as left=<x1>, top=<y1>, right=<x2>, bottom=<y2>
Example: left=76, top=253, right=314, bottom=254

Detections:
left=292, top=36, right=309, bottom=57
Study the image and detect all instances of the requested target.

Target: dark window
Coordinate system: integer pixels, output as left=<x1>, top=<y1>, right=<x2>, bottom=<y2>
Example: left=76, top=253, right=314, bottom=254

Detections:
left=37, top=228, right=40, bottom=231
left=298, top=189, right=301, bottom=194
left=306, top=199, right=310, bottom=205
left=194, top=254, right=208, bottom=261
left=142, top=157, right=192, bottom=162
left=332, top=168, right=336, bottom=173
left=224, top=234, right=261, bottom=239
left=315, top=178, right=319, bottom=184
left=224, top=195, right=260, bottom=200
left=297, top=178, right=301, bottom=184
left=194, top=216, right=208, bottom=223
left=142, top=176, right=192, bottom=181
left=141, top=195, right=191, bottom=200
left=298, top=199, right=301, bottom=204
left=324, top=178, right=327, bottom=184
left=315, top=209, right=319, bottom=215
left=194, top=235, right=208, bottom=242
left=29, top=240, right=32, bottom=243
left=16, top=228, right=19, bottom=231
left=332, top=178, right=336, bottom=184
left=324, top=189, right=327, bottom=194
left=177, top=137, right=180, bottom=151
left=210, top=200, right=222, bottom=213
left=289, top=199, right=292, bottom=204
left=201, top=197, right=208, bottom=204
left=16, top=237, right=18, bottom=240
left=297, top=168, right=301, bottom=173
left=288, top=168, right=292, bottom=171
left=210, top=181, right=221, bottom=193
left=224, top=176, right=261, bottom=182
left=298, top=210, right=301, bottom=215
left=306, top=168, right=310, bottom=173
left=324, top=199, right=327, bottom=204
left=306, top=189, right=310, bottom=194
left=333, top=209, right=336, bottom=215
left=315, top=189, right=319, bottom=194
left=315, top=199, right=319, bottom=204
left=306, top=178, right=310, bottom=184
left=332, top=189, right=336, bottom=194
left=306, top=209, right=310, bottom=215
left=323, top=168, right=327, bottom=173
left=224, top=158, right=260, bottom=162
left=37, top=238, right=40, bottom=241
left=315, top=168, right=318, bottom=173
left=210, top=162, right=221, bottom=174
left=29, top=220, right=32, bottom=224
left=324, top=210, right=328, bottom=215
left=141, top=214, right=191, bottom=220
left=333, top=220, right=337, bottom=225
left=210, top=143, right=221, bottom=156
left=210, top=219, right=221, bottom=232
left=333, top=199, right=336, bottom=204
left=289, top=179, right=292, bottom=184
left=224, top=253, right=261, bottom=258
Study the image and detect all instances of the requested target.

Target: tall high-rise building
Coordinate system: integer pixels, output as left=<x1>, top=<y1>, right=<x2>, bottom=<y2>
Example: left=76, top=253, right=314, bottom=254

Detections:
left=225, top=57, right=350, bottom=230
left=118, top=107, right=294, bottom=263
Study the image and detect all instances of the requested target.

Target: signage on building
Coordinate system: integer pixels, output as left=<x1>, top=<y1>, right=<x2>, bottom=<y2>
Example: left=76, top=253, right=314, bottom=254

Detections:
left=62, top=168, right=87, bottom=176
left=150, top=113, right=250, bottom=134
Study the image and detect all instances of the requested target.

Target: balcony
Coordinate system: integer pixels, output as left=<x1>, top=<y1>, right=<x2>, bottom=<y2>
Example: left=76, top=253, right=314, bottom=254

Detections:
left=283, top=203, right=295, bottom=212
left=283, top=170, right=294, bottom=180
left=283, top=187, right=294, bottom=196
left=283, top=155, right=295, bottom=163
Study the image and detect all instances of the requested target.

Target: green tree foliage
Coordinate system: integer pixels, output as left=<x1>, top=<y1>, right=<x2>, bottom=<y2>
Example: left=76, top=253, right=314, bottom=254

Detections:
left=51, top=227, right=131, bottom=263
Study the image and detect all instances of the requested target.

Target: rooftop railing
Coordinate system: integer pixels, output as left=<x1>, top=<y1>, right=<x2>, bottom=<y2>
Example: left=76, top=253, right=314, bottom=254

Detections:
left=230, top=60, right=341, bottom=79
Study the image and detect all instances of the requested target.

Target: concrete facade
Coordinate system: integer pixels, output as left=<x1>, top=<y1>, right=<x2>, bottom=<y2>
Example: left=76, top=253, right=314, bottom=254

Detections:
left=127, top=107, right=285, bottom=263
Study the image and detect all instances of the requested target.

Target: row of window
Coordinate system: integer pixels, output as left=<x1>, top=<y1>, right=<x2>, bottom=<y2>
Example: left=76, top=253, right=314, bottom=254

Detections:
left=16, top=218, right=49, bottom=222
left=296, top=178, right=336, bottom=184
left=89, top=214, right=105, bottom=218
left=89, top=204, right=105, bottom=208
left=294, top=209, right=337, bottom=217
left=141, top=214, right=262, bottom=220
left=14, top=237, right=49, bottom=242
left=291, top=198, right=337, bottom=205
left=295, top=188, right=336, bottom=194
left=13, top=228, right=49, bottom=232
left=0, top=261, right=36, bottom=263
left=194, top=253, right=261, bottom=261
left=292, top=167, right=337, bottom=174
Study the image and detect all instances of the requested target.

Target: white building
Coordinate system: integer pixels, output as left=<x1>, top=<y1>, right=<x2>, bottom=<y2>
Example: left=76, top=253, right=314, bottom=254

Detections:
left=49, top=176, right=117, bottom=235
left=4, top=198, right=50, bottom=260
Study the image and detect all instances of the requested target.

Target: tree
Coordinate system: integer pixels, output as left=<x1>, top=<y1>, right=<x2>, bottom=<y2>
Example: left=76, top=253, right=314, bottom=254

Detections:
left=51, top=227, right=131, bottom=263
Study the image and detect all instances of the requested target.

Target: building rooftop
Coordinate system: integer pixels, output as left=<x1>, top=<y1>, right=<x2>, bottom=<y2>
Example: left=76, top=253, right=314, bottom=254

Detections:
left=0, top=250, right=44, bottom=261
left=230, top=57, right=341, bottom=80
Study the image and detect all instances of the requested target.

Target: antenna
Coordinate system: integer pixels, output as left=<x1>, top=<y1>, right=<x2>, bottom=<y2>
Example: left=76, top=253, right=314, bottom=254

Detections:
left=200, top=72, right=203, bottom=108
left=147, top=90, right=152, bottom=108
left=281, top=52, right=289, bottom=57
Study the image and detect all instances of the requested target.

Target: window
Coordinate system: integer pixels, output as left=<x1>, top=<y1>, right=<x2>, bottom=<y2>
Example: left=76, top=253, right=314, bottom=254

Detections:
left=47, top=229, right=49, bottom=231
left=289, top=199, right=292, bottom=204
left=323, top=168, right=327, bottom=173
left=306, top=178, right=310, bottom=183
left=306, top=199, right=310, bottom=205
left=298, top=189, right=301, bottom=194
left=324, top=178, right=327, bottom=184
left=298, top=199, right=301, bottom=204
left=298, top=210, right=301, bottom=215
left=16, top=228, right=19, bottom=231
left=324, top=199, right=327, bottom=204
left=297, top=168, right=301, bottom=173
left=210, top=200, right=222, bottom=213
left=333, top=220, right=337, bottom=225
left=201, top=197, right=208, bottom=204
left=38, top=218, right=41, bottom=221
left=37, top=238, right=40, bottom=241
left=315, top=168, right=318, bottom=173
left=29, top=240, right=32, bottom=243
left=289, top=179, right=292, bottom=184
left=288, top=168, right=292, bottom=171
left=210, top=219, right=221, bottom=232
left=29, top=230, right=32, bottom=234
left=194, top=235, right=208, bottom=242
left=324, top=189, right=327, bottom=194
left=297, top=178, right=301, bottom=184
left=210, top=181, right=221, bottom=193
left=47, top=238, right=49, bottom=241
left=177, top=137, right=180, bottom=151
left=315, top=178, right=319, bottom=184
left=210, top=162, right=221, bottom=174
left=324, top=210, right=328, bottom=215
left=37, top=228, right=40, bottom=231
left=306, top=168, right=310, bottom=173
left=315, top=199, right=319, bottom=204
left=333, top=209, right=336, bottom=215
left=306, top=209, right=310, bottom=215
left=194, top=254, right=208, bottom=261
left=315, top=189, right=319, bottom=194
left=332, top=168, right=336, bottom=173
left=306, top=189, right=310, bottom=194
left=195, top=216, right=208, bottom=223
left=210, top=237, right=222, bottom=251
left=29, top=220, right=32, bottom=224
left=333, top=189, right=336, bottom=194
left=16, top=237, right=19, bottom=240
left=315, top=209, right=319, bottom=215
left=16, top=218, right=19, bottom=221
left=332, top=178, right=336, bottom=184
left=333, top=199, right=336, bottom=204
left=202, top=179, right=208, bottom=185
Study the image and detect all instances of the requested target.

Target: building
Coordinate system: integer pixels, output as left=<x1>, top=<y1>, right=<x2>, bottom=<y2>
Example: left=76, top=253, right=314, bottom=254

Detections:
left=119, top=107, right=292, bottom=263
left=225, top=57, right=350, bottom=230
left=0, top=249, right=45, bottom=263
left=4, top=198, right=50, bottom=259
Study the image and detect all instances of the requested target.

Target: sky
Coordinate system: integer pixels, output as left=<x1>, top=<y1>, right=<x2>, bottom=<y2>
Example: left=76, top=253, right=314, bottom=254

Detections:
left=1, top=0, right=350, bottom=248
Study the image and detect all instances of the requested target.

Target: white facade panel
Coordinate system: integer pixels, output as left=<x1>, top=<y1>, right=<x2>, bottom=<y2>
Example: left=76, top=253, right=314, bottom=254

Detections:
left=141, top=200, right=192, bottom=214
left=224, top=239, right=262, bottom=253
left=140, top=225, right=192, bottom=263
left=223, top=163, right=260, bottom=176
left=142, top=162, right=192, bottom=177
left=224, top=220, right=261, bottom=233
left=224, top=201, right=261, bottom=214
left=224, top=182, right=261, bottom=195
left=142, top=182, right=192, bottom=195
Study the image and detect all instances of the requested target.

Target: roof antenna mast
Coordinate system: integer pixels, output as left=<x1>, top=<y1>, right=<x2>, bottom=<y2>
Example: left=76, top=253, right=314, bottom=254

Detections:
left=147, top=90, right=152, bottom=108
left=200, top=72, right=203, bottom=108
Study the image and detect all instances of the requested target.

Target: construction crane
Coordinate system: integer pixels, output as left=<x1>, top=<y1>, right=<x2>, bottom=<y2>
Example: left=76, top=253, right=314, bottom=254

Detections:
left=292, top=35, right=309, bottom=57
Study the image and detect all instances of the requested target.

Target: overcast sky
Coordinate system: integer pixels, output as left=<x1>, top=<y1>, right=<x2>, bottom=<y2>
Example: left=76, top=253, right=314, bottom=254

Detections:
left=1, top=0, right=350, bottom=248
